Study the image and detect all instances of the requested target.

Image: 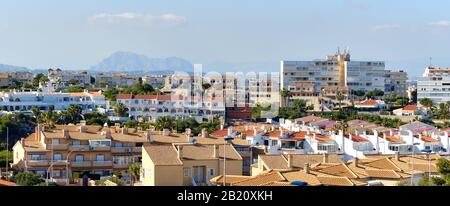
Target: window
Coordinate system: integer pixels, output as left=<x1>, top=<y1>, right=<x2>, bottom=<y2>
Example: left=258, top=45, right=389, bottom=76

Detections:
left=271, top=140, right=278, bottom=146
left=115, top=142, right=123, bottom=148
left=51, top=139, right=60, bottom=145
left=209, top=168, right=215, bottom=176
left=54, top=154, right=62, bottom=161
left=96, top=154, right=105, bottom=161
left=31, top=154, right=41, bottom=160
left=183, top=168, right=190, bottom=177
left=72, top=141, right=80, bottom=146
left=75, top=155, right=84, bottom=162
left=52, top=170, right=61, bottom=177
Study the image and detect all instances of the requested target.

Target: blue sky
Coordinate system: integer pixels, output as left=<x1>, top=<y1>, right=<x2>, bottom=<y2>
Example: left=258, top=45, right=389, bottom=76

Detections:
left=1, top=0, right=450, bottom=77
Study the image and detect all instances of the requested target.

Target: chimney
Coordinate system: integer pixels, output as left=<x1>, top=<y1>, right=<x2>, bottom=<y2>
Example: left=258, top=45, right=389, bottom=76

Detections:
left=145, top=130, right=154, bottom=143
left=177, top=145, right=183, bottom=160
left=80, top=120, right=87, bottom=126
left=280, top=130, right=284, bottom=137
left=227, top=127, right=233, bottom=136
left=253, top=128, right=258, bottom=137
left=101, top=130, right=112, bottom=139
left=62, top=129, right=69, bottom=138
left=307, top=130, right=310, bottom=135
left=245, top=125, right=248, bottom=131
left=271, top=126, right=275, bottom=131
left=352, top=157, right=359, bottom=167
left=395, top=151, right=400, bottom=161
left=122, top=127, right=128, bottom=135
left=201, top=128, right=209, bottom=138
left=389, top=129, right=393, bottom=136
left=313, top=133, right=317, bottom=140
left=35, top=125, right=40, bottom=141
left=304, top=163, right=310, bottom=174
left=287, top=154, right=294, bottom=169
left=383, top=133, right=387, bottom=141
left=322, top=153, right=329, bottom=163
left=163, top=129, right=170, bottom=136
left=213, top=144, right=219, bottom=158
left=220, top=124, right=224, bottom=130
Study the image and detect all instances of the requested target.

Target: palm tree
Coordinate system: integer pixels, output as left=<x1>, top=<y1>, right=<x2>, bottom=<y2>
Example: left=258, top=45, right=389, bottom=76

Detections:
left=420, top=98, right=434, bottom=117
left=333, top=120, right=349, bottom=136
left=31, top=106, right=41, bottom=119
left=65, top=104, right=83, bottom=124
left=114, top=103, right=129, bottom=117
left=128, top=163, right=140, bottom=186
left=336, top=91, right=344, bottom=110
left=281, top=89, right=292, bottom=107
left=39, top=110, right=57, bottom=128
left=154, top=116, right=175, bottom=131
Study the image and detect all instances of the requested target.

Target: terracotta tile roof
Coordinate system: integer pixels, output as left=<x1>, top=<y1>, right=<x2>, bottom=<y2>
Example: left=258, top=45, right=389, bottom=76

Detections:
left=386, top=136, right=404, bottom=143
left=116, top=94, right=133, bottom=99
left=349, top=134, right=368, bottom=142
left=364, top=158, right=402, bottom=171
left=180, top=144, right=242, bottom=161
left=0, top=179, right=17, bottom=186
left=403, top=105, right=417, bottom=111
left=313, top=135, right=334, bottom=142
left=232, top=172, right=285, bottom=186
left=316, top=176, right=357, bottom=186
left=195, top=136, right=250, bottom=147
left=259, top=154, right=343, bottom=170
left=355, top=99, right=378, bottom=105
left=210, top=175, right=253, bottom=185
left=143, top=144, right=183, bottom=166
left=265, top=130, right=290, bottom=137
left=259, top=155, right=290, bottom=170
left=281, top=171, right=322, bottom=186
left=421, top=136, right=438, bottom=143
left=315, top=163, right=359, bottom=179
left=365, top=169, right=402, bottom=179
left=69, top=92, right=88, bottom=97
left=260, top=181, right=295, bottom=186
left=89, top=92, right=103, bottom=97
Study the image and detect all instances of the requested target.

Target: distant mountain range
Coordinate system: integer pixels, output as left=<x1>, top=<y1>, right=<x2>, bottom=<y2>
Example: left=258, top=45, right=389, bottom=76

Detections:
left=0, top=64, right=29, bottom=72
left=90, top=51, right=194, bottom=73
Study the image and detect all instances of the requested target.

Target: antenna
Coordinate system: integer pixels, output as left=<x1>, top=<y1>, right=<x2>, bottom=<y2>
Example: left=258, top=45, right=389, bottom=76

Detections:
left=429, top=57, right=433, bottom=67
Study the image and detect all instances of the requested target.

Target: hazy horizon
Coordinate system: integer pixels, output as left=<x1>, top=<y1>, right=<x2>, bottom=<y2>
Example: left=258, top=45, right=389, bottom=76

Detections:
left=2, top=0, right=450, bottom=77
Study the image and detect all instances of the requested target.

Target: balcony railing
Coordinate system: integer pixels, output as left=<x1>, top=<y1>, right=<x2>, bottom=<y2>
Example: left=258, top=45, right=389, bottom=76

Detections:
left=111, top=147, right=133, bottom=153
left=69, top=145, right=90, bottom=151
left=90, top=146, right=111, bottom=151
left=92, top=160, right=113, bottom=167
left=46, top=144, right=68, bottom=150
left=71, top=161, right=92, bottom=167
left=26, top=160, right=49, bottom=167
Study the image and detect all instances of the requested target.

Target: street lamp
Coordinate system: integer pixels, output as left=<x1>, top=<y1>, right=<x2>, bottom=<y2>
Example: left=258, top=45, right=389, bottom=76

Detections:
left=65, top=148, right=85, bottom=186
left=223, top=136, right=235, bottom=186
left=421, top=149, right=433, bottom=178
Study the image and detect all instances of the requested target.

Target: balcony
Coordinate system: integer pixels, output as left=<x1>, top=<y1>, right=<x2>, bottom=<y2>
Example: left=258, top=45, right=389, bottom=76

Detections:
left=113, top=162, right=130, bottom=169
left=111, top=147, right=133, bottom=153
left=92, top=160, right=113, bottom=167
left=90, top=146, right=111, bottom=151
left=46, top=144, right=68, bottom=150
left=52, top=160, right=68, bottom=166
left=132, top=147, right=142, bottom=153
left=26, top=160, right=49, bottom=167
left=71, top=161, right=92, bottom=167
left=69, top=145, right=90, bottom=151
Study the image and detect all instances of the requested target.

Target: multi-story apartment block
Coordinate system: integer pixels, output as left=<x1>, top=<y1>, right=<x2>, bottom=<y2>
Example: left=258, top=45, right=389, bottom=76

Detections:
left=281, top=49, right=386, bottom=100
left=385, top=70, right=408, bottom=96
left=95, top=73, right=138, bottom=88
left=11, top=123, right=152, bottom=184
left=48, top=68, right=92, bottom=86
left=417, top=66, right=450, bottom=104
left=0, top=90, right=106, bottom=113
left=116, top=94, right=225, bottom=122
left=0, top=71, right=33, bottom=87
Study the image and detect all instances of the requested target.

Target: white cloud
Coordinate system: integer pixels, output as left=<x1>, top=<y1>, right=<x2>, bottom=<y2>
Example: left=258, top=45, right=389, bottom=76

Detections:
left=430, top=20, right=450, bottom=27
left=371, top=24, right=401, bottom=31
left=89, top=12, right=187, bottom=25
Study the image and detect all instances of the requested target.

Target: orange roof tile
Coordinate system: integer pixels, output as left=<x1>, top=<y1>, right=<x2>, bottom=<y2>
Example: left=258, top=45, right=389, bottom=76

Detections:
left=403, top=105, right=417, bottom=111
left=421, top=136, right=438, bottom=143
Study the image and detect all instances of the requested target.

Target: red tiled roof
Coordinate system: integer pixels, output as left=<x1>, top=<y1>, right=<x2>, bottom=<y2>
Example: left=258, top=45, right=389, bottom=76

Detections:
left=355, top=99, right=378, bottom=105
left=116, top=94, right=133, bottom=99
left=421, top=136, right=438, bottom=143
left=314, top=135, right=334, bottom=142
left=403, top=105, right=417, bottom=111
left=0, top=179, right=16, bottom=186
left=349, top=135, right=368, bottom=142
left=386, top=136, right=403, bottom=143
left=266, top=130, right=289, bottom=138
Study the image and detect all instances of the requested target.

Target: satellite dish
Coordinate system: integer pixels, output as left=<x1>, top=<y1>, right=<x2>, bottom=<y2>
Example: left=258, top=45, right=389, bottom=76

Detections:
left=291, top=181, right=308, bottom=186
left=191, top=139, right=197, bottom=144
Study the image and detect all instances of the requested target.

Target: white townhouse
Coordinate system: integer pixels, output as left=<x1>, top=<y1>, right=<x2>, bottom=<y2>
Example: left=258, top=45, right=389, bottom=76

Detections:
left=115, top=94, right=225, bottom=123
left=331, top=131, right=378, bottom=160
left=0, top=90, right=106, bottom=114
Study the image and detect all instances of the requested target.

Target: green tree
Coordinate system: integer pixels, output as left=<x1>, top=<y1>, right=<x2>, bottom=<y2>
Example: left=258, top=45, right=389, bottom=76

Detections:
left=280, top=89, right=292, bottom=107
left=104, top=88, right=119, bottom=102
left=128, top=163, right=141, bottom=186
left=62, top=104, right=83, bottom=124
left=124, top=120, right=138, bottom=128
left=64, top=86, right=84, bottom=93
left=114, top=103, right=129, bottom=117
left=420, top=98, right=434, bottom=110
left=31, top=106, right=41, bottom=119
left=32, top=73, right=49, bottom=87
left=13, top=172, right=44, bottom=186
left=153, top=116, right=175, bottom=131
left=84, top=112, right=108, bottom=126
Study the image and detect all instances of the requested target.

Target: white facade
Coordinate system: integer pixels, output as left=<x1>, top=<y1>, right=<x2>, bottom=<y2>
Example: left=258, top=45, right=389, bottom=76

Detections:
left=116, top=94, right=225, bottom=122
left=0, top=90, right=106, bottom=113
left=417, top=66, right=450, bottom=103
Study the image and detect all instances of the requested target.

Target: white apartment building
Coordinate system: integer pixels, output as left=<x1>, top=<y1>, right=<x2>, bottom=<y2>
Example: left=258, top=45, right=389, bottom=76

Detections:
left=281, top=49, right=386, bottom=98
left=385, top=70, right=408, bottom=96
left=0, top=90, right=106, bottom=113
left=116, top=94, right=225, bottom=122
left=417, top=66, right=450, bottom=103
